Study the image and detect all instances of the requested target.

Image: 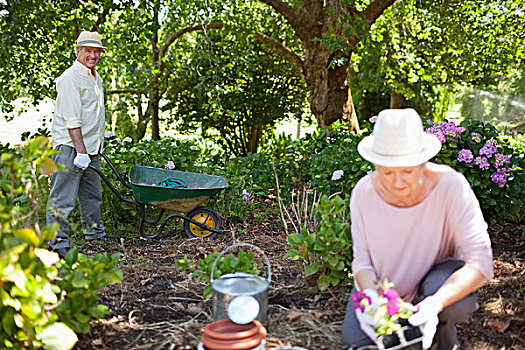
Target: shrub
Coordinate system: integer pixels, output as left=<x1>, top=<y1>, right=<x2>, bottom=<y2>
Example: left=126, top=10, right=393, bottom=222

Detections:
left=423, top=119, right=524, bottom=222
left=286, top=194, right=353, bottom=290
left=0, top=137, right=122, bottom=349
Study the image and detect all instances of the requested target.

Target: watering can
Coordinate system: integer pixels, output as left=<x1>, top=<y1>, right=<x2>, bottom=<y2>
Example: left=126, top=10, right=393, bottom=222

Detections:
left=211, top=243, right=271, bottom=326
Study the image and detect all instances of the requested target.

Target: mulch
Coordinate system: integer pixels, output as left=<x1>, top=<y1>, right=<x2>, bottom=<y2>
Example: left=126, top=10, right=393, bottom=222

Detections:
left=74, top=221, right=524, bottom=349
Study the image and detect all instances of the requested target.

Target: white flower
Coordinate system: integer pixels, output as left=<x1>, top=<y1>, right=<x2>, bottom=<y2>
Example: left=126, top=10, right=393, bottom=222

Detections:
left=165, top=161, right=175, bottom=170
left=104, top=131, right=115, bottom=138
left=369, top=115, right=378, bottom=123
left=332, top=169, right=344, bottom=181
left=194, top=161, right=201, bottom=167
left=122, top=137, right=132, bottom=143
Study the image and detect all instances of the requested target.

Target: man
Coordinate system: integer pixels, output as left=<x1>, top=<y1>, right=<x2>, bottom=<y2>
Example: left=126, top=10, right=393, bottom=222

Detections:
left=47, top=31, right=113, bottom=258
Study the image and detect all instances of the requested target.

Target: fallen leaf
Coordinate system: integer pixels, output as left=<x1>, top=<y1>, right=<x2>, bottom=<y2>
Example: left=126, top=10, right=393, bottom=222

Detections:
left=286, top=309, right=303, bottom=322
left=484, top=319, right=511, bottom=333
left=309, top=309, right=326, bottom=318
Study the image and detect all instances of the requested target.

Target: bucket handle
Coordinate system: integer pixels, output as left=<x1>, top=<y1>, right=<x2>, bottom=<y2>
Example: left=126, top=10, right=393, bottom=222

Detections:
left=210, top=243, right=271, bottom=283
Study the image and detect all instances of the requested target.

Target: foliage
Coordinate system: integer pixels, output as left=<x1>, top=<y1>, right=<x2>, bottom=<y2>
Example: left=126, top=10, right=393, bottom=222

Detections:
left=345, top=0, right=525, bottom=122
left=176, top=249, right=260, bottom=298
left=286, top=194, right=353, bottom=290
left=54, top=249, right=123, bottom=334
left=166, top=30, right=309, bottom=156
left=423, top=118, right=524, bottom=222
left=0, top=137, right=122, bottom=349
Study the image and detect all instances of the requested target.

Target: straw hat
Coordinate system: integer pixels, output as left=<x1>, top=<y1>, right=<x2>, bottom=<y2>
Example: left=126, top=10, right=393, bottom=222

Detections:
left=357, top=108, right=442, bottom=167
left=74, top=31, right=106, bottom=49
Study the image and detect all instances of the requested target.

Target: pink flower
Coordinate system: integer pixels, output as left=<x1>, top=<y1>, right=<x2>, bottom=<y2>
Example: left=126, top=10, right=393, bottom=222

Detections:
left=382, top=289, right=401, bottom=316
left=352, top=291, right=371, bottom=312
left=242, top=189, right=253, bottom=202
left=165, top=161, right=175, bottom=170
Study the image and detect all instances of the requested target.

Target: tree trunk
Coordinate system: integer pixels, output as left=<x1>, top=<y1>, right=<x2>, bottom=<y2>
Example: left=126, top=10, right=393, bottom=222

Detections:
left=390, top=93, right=404, bottom=109
left=151, top=0, right=161, bottom=140
left=260, top=0, right=397, bottom=132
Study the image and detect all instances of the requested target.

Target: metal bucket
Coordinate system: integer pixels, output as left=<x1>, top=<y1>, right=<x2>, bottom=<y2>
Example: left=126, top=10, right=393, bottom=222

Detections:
left=211, top=243, right=271, bottom=326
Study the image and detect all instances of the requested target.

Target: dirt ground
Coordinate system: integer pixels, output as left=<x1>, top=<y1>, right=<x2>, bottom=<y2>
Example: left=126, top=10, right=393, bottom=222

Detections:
left=74, top=220, right=524, bottom=350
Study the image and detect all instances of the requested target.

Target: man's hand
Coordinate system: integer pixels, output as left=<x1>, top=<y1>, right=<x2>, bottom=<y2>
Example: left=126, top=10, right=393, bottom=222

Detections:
left=74, top=153, right=91, bottom=170
left=408, top=296, right=442, bottom=349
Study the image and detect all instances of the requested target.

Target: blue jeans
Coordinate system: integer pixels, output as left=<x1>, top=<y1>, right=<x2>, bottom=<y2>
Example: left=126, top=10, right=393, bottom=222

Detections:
left=46, top=145, right=105, bottom=249
left=342, top=260, right=479, bottom=350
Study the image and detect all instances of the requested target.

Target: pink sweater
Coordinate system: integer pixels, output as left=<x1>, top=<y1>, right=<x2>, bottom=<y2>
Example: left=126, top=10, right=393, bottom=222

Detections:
left=350, top=167, right=494, bottom=301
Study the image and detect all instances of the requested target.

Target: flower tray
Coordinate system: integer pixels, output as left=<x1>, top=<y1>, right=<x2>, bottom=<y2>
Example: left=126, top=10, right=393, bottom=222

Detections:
left=356, top=323, right=424, bottom=350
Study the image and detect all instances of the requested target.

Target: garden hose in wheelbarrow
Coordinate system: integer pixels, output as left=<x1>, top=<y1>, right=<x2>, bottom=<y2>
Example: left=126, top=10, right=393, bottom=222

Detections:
left=156, top=177, right=188, bottom=188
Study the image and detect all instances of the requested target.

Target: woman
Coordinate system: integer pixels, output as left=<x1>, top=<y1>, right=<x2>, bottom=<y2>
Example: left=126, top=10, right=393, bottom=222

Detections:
left=341, top=109, right=493, bottom=350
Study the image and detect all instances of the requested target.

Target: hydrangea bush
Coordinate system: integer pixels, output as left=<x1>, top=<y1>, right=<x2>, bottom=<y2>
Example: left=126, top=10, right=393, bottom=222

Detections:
left=423, top=118, right=524, bottom=222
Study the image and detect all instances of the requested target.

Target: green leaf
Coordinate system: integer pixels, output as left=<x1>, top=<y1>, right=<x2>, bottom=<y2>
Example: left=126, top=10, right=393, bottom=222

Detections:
left=37, top=322, right=78, bottom=350
left=305, top=262, right=320, bottom=276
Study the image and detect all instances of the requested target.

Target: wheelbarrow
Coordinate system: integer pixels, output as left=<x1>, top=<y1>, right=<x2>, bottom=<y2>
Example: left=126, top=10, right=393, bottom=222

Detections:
left=88, top=153, right=229, bottom=239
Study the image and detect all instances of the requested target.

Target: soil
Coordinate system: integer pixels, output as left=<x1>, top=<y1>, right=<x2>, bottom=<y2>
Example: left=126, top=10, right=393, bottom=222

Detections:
left=74, top=220, right=524, bottom=350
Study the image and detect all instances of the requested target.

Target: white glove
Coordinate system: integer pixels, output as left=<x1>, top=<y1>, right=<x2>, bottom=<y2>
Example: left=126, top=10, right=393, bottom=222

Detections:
left=408, top=296, right=442, bottom=349
left=356, top=308, right=378, bottom=342
left=74, top=153, right=91, bottom=170
left=355, top=289, right=380, bottom=342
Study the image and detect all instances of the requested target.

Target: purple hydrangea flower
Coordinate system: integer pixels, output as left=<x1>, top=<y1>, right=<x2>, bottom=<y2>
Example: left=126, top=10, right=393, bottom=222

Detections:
left=491, top=169, right=509, bottom=188
left=494, top=153, right=510, bottom=168
left=352, top=292, right=371, bottom=312
left=487, top=138, right=499, bottom=147
left=471, top=132, right=482, bottom=143
left=474, top=156, right=490, bottom=170
left=479, top=143, right=497, bottom=158
left=426, top=119, right=434, bottom=125
left=457, top=149, right=474, bottom=163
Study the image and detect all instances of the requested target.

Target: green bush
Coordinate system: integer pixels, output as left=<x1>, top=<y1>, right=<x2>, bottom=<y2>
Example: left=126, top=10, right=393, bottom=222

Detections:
left=423, top=119, right=524, bottom=222
left=286, top=194, right=353, bottom=290
left=0, top=137, right=122, bottom=350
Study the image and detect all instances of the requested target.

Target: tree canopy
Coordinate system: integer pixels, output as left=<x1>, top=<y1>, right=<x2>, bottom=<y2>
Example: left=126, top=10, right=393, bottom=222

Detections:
left=1, top=0, right=523, bottom=147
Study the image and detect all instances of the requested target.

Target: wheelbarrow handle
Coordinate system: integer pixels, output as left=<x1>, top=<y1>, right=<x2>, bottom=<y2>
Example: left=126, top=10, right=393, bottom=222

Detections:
left=98, top=152, right=132, bottom=189
left=88, top=162, right=137, bottom=206
left=210, top=243, right=271, bottom=283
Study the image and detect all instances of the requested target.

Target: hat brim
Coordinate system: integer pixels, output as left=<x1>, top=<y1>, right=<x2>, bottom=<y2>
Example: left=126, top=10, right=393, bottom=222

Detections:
left=74, top=43, right=107, bottom=49
left=358, top=133, right=442, bottom=167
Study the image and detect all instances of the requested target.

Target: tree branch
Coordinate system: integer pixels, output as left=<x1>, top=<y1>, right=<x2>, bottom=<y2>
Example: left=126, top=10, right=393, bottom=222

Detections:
left=247, top=30, right=304, bottom=68
left=359, top=0, right=397, bottom=23
left=146, top=23, right=303, bottom=94
left=107, top=88, right=141, bottom=95
left=258, top=0, right=300, bottom=28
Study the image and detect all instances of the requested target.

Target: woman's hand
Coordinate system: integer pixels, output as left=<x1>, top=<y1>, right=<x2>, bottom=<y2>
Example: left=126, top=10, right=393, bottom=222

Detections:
left=408, top=296, right=443, bottom=349
left=356, top=289, right=381, bottom=341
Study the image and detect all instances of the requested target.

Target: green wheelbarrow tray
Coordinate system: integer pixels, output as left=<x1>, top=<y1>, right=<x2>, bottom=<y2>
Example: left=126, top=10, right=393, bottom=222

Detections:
left=129, top=166, right=229, bottom=213
left=88, top=153, right=228, bottom=239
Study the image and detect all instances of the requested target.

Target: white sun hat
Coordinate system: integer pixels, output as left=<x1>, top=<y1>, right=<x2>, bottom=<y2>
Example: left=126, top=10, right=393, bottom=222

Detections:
left=74, top=31, right=106, bottom=49
left=357, top=108, right=442, bottom=167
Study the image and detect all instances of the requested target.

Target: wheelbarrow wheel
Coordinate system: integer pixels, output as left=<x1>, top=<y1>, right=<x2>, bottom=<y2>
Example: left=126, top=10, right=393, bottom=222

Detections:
left=184, top=207, right=221, bottom=239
